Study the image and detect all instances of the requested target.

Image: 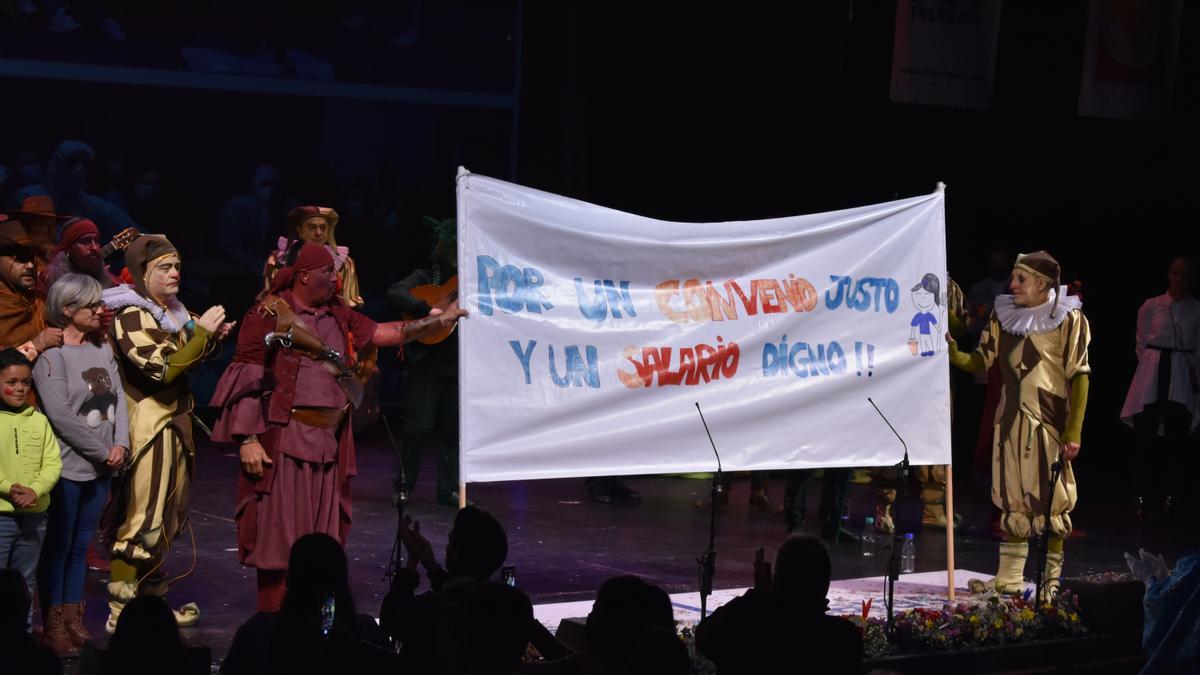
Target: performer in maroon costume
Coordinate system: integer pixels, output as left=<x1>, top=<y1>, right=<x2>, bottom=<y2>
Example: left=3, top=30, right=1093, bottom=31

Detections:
left=211, top=242, right=465, bottom=610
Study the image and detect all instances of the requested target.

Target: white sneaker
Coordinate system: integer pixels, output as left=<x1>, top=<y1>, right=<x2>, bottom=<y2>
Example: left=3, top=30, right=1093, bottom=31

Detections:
left=173, top=602, right=200, bottom=627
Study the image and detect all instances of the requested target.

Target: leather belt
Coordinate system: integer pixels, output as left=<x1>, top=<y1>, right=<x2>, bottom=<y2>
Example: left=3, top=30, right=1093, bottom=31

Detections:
left=290, top=405, right=348, bottom=429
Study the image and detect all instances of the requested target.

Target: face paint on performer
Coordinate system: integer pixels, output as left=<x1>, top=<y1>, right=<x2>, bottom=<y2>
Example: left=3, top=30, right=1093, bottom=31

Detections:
left=1, top=364, right=32, bottom=408
left=1009, top=268, right=1049, bottom=308
left=145, top=253, right=182, bottom=305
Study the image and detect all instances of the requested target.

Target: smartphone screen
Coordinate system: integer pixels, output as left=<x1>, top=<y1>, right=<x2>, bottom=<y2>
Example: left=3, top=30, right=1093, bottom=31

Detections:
left=320, top=592, right=336, bottom=636
left=501, top=565, right=517, bottom=588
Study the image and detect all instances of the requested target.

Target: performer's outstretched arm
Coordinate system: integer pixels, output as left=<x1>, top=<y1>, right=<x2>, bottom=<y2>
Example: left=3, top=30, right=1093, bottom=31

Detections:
left=946, top=335, right=986, bottom=373
left=371, top=302, right=468, bottom=347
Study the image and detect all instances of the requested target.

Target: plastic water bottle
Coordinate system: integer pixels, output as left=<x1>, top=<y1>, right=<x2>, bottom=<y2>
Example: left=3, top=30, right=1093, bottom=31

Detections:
left=901, top=533, right=916, bottom=574
left=861, top=516, right=876, bottom=557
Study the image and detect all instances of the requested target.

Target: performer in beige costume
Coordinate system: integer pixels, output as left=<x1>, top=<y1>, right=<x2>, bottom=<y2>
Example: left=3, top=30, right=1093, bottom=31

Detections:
left=101, top=235, right=234, bottom=631
left=948, top=251, right=1090, bottom=600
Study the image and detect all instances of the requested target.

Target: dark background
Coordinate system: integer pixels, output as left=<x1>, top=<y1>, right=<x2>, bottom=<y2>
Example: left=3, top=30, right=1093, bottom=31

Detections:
left=3, top=1, right=1196, bottom=499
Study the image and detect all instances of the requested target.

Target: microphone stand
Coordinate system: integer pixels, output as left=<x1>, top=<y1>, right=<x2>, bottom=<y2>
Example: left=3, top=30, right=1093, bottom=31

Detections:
left=1022, top=403, right=1065, bottom=611
left=383, top=414, right=409, bottom=586
left=1033, top=452, right=1064, bottom=611
left=868, top=398, right=908, bottom=636
left=695, top=402, right=723, bottom=621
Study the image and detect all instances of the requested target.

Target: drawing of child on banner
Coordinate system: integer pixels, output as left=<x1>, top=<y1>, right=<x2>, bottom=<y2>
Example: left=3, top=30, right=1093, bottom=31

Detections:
left=908, top=273, right=942, bottom=357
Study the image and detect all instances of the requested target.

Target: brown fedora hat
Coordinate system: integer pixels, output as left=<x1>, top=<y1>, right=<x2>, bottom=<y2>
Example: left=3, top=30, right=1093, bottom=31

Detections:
left=0, top=217, right=34, bottom=248
left=8, top=195, right=68, bottom=222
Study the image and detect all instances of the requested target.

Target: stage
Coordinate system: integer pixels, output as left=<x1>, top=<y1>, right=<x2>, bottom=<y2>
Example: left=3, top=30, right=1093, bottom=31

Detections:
left=532, top=568, right=1001, bottom=633
left=68, top=411, right=1169, bottom=670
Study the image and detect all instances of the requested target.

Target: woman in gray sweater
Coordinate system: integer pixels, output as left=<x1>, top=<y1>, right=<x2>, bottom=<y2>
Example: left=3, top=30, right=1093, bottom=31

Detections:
left=33, top=273, right=129, bottom=657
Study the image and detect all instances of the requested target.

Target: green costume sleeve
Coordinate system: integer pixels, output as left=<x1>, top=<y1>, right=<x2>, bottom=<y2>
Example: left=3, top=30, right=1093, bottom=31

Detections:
left=947, top=339, right=985, bottom=373
left=1060, top=373, right=1089, bottom=445
left=164, top=325, right=211, bottom=383
left=947, top=310, right=967, bottom=341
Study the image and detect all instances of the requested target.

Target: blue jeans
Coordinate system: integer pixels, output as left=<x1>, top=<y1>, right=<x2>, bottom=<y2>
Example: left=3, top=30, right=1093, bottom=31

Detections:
left=39, top=477, right=110, bottom=607
left=0, top=510, right=49, bottom=631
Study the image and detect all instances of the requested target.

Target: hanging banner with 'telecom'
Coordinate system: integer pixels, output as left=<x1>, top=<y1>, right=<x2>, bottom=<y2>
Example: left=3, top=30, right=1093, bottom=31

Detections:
left=890, top=0, right=1003, bottom=110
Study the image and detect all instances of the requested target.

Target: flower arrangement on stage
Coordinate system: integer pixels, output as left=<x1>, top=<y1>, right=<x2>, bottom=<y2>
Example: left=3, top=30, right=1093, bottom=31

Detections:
left=845, top=591, right=1088, bottom=658
left=849, top=599, right=891, bottom=657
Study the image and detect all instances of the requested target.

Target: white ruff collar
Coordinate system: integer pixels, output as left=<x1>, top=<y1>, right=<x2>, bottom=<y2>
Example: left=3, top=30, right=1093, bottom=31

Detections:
left=101, top=284, right=192, bottom=334
left=994, top=287, right=1081, bottom=336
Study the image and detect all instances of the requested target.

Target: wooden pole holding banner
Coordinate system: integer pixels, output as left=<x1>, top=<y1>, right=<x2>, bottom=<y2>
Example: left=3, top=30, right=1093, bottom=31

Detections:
left=946, top=464, right=956, bottom=601
left=937, top=179, right=955, bottom=601
left=459, top=222, right=468, bottom=512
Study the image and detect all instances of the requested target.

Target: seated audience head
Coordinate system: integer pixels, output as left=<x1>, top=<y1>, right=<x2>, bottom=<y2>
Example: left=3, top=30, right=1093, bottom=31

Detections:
left=106, top=595, right=186, bottom=670
left=282, top=533, right=357, bottom=634
left=772, top=535, right=832, bottom=610
left=445, top=505, right=508, bottom=581
left=585, top=576, right=675, bottom=659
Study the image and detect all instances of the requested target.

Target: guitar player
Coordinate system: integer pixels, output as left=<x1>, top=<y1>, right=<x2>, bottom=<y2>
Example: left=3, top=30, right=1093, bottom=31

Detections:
left=384, top=219, right=642, bottom=508
left=43, top=217, right=135, bottom=291
left=385, top=221, right=464, bottom=507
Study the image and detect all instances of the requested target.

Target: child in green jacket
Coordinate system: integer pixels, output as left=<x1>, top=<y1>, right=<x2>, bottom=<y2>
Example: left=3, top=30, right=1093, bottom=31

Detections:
left=0, top=347, right=62, bottom=631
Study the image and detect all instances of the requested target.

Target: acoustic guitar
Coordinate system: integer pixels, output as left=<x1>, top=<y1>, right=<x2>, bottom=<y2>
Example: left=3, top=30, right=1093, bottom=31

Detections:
left=403, top=275, right=459, bottom=345
left=101, top=227, right=140, bottom=259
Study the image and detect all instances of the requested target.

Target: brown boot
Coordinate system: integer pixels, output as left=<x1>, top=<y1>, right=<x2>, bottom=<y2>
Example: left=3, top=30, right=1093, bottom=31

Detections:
left=62, top=603, right=91, bottom=648
left=43, top=605, right=80, bottom=658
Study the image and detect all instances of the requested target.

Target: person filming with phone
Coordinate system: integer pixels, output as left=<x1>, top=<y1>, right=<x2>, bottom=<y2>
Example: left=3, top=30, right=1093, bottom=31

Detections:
left=221, top=533, right=394, bottom=675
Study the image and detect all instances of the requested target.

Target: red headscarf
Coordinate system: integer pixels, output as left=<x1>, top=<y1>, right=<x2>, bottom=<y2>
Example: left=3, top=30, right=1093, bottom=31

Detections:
left=269, top=241, right=334, bottom=294
left=52, top=218, right=100, bottom=257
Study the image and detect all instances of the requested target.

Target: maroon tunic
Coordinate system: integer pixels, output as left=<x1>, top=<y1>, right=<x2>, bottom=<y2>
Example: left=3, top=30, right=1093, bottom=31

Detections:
left=210, top=291, right=377, bottom=571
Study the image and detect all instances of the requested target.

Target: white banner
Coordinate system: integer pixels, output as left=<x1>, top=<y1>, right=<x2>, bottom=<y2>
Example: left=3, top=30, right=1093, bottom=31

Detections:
left=1078, top=0, right=1183, bottom=121
left=457, top=171, right=950, bottom=483
left=890, top=0, right=1003, bottom=110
